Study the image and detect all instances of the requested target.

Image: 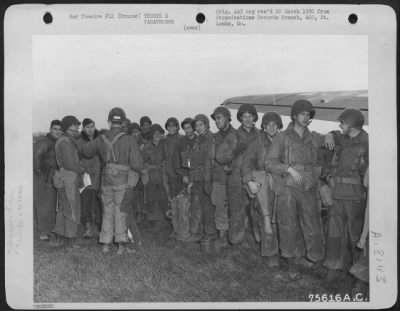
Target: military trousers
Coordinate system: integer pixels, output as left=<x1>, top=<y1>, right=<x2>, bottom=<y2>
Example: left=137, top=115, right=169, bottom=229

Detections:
left=227, top=184, right=249, bottom=244
left=80, top=187, right=102, bottom=231
left=145, top=179, right=169, bottom=222
left=211, top=181, right=229, bottom=232
left=276, top=186, right=325, bottom=262
left=99, top=184, right=130, bottom=244
left=324, top=199, right=365, bottom=271
left=34, top=175, right=57, bottom=236
left=133, top=180, right=145, bottom=216
left=251, top=189, right=279, bottom=257
left=53, top=186, right=80, bottom=239
left=189, top=181, right=217, bottom=239
left=349, top=240, right=369, bottom=283
left=168, top=176, right=184, bottom=198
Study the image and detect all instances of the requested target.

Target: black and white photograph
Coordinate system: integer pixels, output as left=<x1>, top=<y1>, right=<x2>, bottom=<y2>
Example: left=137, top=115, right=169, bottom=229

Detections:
left=4, top=4, right=397, bottom=309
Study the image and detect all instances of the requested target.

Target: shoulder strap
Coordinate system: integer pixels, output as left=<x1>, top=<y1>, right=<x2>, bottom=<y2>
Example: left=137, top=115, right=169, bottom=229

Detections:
left=101, top=132, right=126, bottom=163
left=283, top=132, right=290, bottom=165
left=54, top=136, right=70, bottom=168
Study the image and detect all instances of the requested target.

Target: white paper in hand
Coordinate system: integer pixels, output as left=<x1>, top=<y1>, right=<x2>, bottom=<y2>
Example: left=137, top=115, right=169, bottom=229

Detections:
left=79, top=173, right=92, bottom=193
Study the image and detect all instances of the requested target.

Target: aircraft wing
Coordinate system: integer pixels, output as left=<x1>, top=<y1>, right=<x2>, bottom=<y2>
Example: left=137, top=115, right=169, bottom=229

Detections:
left=222, top=90, right=368, bottom=124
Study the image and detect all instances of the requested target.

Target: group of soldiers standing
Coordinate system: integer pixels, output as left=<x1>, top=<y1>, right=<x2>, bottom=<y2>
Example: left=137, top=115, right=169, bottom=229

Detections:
left=33, top=100, right=369, bottom=290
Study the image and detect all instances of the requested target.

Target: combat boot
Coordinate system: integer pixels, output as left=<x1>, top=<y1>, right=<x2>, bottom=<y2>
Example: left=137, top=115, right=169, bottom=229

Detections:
left=82, top=222, right=94, bottom=238
left=66, top=238, right=80, bottom=249
left=49, top=234, right=63, bottom=247
left=185, top=234, right=202, bottom=243
left=39, top=234, right=49, bottom=241
left=117, top=242, right=126, bottom=255
left=102, top=243, right=111, bottom=254
left=286, top=257, right=302, bottom=281
left=294, top=256, right=314, bottom=268
left=125, top=242, right=138, bottom=254
left=265, top=255, right=280, bottom=268
left=214, top=230, right=229, bottom=251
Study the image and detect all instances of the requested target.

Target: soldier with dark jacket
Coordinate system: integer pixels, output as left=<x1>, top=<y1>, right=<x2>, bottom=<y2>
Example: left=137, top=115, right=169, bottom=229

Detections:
left=266, top=100, right=335, bottom=279
left=224, top=104, right=261, bottom=247
left=175, top=116, right=217, bottom=245
left=140, top=116, right=153, bottom=144
left=33, top=120, right=62, bottom=240
left=52, top=116, right=85, bottom=247
left=210, top=107, right=236, bottom=249
left=164, top=117, right=184, bottom=200
left=121, top=118, right=131, bottom=134
left=324, top=108, right=369, bottom=279
left=77, top=118, right=102, bottom=238
left=129, top=121, right=146, bottom=222
left=241, top=112, right=282, bottom=267
left=141, top=124, right=169, bottom=228
left=80, top=108, right=144, bottom=255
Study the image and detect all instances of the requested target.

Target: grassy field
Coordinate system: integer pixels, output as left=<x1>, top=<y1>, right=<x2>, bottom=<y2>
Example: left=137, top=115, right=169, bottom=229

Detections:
left=34, top=221, right=358, bottom=303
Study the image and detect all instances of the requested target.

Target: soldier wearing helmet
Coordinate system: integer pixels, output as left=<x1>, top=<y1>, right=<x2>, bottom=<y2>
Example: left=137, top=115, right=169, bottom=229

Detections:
left=225, top=103, right=261, bottom=248
left=127, top=121, right=146, bottom=223
left=266, top=100, right=335, bottom=279
left=140, top=116, right=153, bottom=144
left=140, top=124, right=170, bottom=229
left=163, top=117, right=184, bottom=203
left=324, top=108, right=368, bottom=279
left=76, top=118, right=102, bottom=239
left=33, top=120, right=62, bottom=242
left=241, top=111, right=283, bottom=267
left=175, top=117, right=198, bottom=185
left=129, top=122, right=142, bottom=142
left=209, top=106, right=236, bottom=250
left=51, top=116, right=85, bottom=247
left=174, top=114, right=217, bottom=247
left=121, top=118, right=131, bottom=134
left=80, top=107, right=144, bottom=255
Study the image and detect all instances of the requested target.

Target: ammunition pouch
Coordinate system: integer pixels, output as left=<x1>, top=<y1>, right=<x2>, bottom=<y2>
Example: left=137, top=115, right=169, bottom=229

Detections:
left=128, top=170, right=140, bottom=188
left=53, top=170, right=64, bottom=189
left=53, top=168, right=78, bottom=189
left=329, top=175, right=364, bottom=200
left=103, top=163, right=130, bottom=186
left=319, top=183, right=334, bottom=206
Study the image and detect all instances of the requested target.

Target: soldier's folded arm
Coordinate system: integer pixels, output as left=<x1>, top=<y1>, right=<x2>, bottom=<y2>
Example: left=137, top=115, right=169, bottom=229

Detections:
left=265, top=133, right=290, bottom=175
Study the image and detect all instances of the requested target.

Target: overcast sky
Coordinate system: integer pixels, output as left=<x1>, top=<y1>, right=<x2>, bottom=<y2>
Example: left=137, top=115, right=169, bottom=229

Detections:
left=32, top=34, right=367, bottom=133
